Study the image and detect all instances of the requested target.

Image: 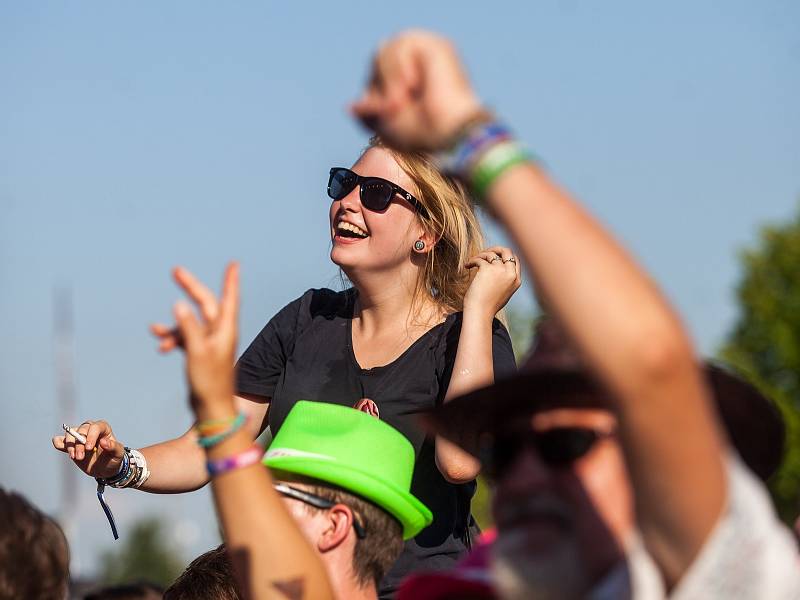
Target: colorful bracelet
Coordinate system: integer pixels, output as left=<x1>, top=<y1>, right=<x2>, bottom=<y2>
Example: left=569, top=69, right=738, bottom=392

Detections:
left=196, top=413, right=248, bottom=448
left=196, top=413, right=242, bottom=435
left=97, top=450, right=130, bottom=487
left=206, top=443, right=264, bottom=477
left=470, top=139, right=530, bottom=199
left=435, top=114, right=534, bottom=204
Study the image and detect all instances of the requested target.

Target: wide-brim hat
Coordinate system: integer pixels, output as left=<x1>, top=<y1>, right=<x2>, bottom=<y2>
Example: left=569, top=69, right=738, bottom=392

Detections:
left=263, top=400, right=433, bottom=539
left=423, top=319, right=785, bottom=482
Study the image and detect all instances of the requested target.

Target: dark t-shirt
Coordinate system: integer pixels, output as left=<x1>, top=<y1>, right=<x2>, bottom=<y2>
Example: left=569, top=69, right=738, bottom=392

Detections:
left=235, top=288, right=516, bottom=597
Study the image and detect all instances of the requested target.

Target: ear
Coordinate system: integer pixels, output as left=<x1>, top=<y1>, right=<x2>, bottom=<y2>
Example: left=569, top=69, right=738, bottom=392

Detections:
left=317, top=504, right=356, bottom=553
left=412, top=227, right=438, bottom=255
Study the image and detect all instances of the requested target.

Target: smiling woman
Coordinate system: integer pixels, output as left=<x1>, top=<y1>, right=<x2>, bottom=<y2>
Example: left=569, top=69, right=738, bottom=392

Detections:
left=234, top=139, right=520, bottom=596
left=52, top=136, right=521, bottom=597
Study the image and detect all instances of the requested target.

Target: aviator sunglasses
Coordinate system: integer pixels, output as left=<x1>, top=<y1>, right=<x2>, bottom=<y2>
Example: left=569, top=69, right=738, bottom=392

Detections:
left=274, top=482, right=367, bottom=539
left=480, top=427, right=614, bottom=481
left=328, top=167, right=428, bottom=218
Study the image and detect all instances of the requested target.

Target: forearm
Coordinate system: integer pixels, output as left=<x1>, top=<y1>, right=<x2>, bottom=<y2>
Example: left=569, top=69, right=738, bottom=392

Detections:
left=139, top=394, right=268, bottom=494
left=486, top=162, right=726, bottom=582
left=201, top=403, right=334, bottom=600
left=138, top=430, right=209, bottom=493
left=435, top=311, right=493, bottom=482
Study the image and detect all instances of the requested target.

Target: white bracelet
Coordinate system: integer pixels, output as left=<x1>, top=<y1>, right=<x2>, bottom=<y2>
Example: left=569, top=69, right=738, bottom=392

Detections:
left=128, top=448, right=150, bottom=489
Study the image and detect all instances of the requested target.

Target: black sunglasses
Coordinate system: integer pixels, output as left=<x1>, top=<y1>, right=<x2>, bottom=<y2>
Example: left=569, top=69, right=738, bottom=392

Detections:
left=274, top=483, right=367, bottom=539
left=328, top=167, right=428, bottom=218
left=480, top=427, right=614, bottom=480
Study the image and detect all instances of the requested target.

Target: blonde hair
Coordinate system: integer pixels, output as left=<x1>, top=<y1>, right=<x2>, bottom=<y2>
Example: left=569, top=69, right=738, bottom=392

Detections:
left=369, top=137, right=485, bottom=315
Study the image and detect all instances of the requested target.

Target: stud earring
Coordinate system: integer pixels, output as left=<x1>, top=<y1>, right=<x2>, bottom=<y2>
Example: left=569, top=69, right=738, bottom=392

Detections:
left=414, top=240, right=425, bottom=252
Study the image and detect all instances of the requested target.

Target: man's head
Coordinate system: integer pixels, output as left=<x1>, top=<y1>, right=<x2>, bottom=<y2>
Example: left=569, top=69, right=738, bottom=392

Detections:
left=0, top=487, right=70, bottom=600
left=425, top=318, right=784, bottom=599
left=271, top=472, right=404, bottom=587
left=85, top=582, right=163, bottom=600
left=263, top=401, right=432, bottom=590
left=163, top=545, right=240, bottom=600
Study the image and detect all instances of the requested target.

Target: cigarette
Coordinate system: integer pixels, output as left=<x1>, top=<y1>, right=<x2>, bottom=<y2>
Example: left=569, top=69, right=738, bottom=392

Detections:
left=62, top=423, right=88, bottom=445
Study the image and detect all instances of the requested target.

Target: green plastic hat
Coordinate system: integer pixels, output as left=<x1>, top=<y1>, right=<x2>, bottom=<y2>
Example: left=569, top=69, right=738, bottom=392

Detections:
left=263, top=401, right=433, bottom=539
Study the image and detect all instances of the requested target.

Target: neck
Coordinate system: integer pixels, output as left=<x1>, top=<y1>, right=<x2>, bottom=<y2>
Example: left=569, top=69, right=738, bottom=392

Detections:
left=322, top=553, right=378, bottom=600
left=348, top=268, right=441, bottom=334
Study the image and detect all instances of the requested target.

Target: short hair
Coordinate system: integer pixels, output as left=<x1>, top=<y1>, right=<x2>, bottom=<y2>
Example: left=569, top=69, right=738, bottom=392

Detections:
left=163, top=545, right=241, bottom=600
left=84, top=582, right=163, bottom=600
left=0, top=487, right=70, bottom=600
left=301, top=479, right=404, bottom=587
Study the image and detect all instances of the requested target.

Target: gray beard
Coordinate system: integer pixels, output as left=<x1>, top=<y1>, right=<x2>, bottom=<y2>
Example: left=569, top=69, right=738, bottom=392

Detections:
left=491, top=530, right=591, bottom=600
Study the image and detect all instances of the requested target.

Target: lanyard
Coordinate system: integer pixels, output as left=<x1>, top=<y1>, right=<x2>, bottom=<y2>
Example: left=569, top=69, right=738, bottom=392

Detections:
left=96, top=481, right=119, bottom=540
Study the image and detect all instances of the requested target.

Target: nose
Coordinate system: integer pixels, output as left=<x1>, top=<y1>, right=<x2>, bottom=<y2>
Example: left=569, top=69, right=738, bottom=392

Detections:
left=496, top=445, right=556, bottom=497
left=337, top=184, right=362, bottom=213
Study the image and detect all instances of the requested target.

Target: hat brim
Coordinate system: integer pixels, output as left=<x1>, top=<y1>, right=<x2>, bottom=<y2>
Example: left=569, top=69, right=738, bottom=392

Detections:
left=264, top=455, right=433, bottom=540
left=423, top=364, right=784, bottom=482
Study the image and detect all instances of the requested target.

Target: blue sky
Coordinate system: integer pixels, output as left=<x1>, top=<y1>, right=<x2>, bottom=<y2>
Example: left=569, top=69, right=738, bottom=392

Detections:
left=2, top=1, right=798, bottom=576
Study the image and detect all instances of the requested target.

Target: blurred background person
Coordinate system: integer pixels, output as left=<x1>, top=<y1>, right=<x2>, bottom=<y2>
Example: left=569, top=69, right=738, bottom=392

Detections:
left=0, top=486, right=70, bottom=600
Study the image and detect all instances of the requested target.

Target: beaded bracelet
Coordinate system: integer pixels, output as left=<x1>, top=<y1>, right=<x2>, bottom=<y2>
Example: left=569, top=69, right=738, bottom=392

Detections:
left=470, top=139, right=530, bottom=199
left=436, top=113, right=534, bottom=204
left=196, top=413, right=248, bottom=448
left=206, top=443, right=264, bottom=477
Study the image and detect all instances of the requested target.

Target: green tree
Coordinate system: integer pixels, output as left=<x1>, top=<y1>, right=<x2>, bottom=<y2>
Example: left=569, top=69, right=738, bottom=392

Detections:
left=99, top=517, right=185, bottom=587
left=720, top=204, right=800, bottom=523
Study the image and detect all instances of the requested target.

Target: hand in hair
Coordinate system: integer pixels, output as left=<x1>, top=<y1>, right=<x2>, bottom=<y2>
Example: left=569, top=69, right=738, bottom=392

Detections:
left=351, top=30, right=482, bottom=151
left=464, top=246, right=521, bottom=321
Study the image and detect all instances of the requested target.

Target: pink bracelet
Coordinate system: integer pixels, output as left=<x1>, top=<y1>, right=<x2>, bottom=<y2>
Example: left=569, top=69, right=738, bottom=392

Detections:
left=206, top=443, right=264, bottom=477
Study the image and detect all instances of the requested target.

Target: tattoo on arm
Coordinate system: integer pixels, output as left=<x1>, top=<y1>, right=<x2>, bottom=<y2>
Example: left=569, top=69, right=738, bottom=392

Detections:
left=271, top=578, right=305, bottom=600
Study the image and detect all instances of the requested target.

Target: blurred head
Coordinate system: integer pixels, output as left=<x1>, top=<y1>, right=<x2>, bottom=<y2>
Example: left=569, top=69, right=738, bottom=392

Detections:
left=272, top=473, right=404, bottom=589
left=0, top=487, right=70, bottom=600
left=85, top=582, right=163, bottom=600
left=489, top=407, right=632, bottom=600
left=426, top=317, right=784, bottom=599
left=163, top=545, right=240, bottom=600
left=329, top=138, right=484, bottom=313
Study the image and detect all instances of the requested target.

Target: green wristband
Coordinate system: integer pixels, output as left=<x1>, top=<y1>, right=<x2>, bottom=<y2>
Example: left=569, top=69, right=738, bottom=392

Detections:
left=470, top=140, right=531, bottom=201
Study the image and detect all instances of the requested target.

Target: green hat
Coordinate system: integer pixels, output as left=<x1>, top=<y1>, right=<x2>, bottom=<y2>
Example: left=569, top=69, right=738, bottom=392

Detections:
left=263, top=401, right=433, bottom=539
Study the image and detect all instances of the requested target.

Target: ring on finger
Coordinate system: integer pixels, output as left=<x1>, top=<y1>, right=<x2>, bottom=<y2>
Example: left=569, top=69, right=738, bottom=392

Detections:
left=504, top=257, right=517, bottom=264
left=490, top=256, right=502, bottom=263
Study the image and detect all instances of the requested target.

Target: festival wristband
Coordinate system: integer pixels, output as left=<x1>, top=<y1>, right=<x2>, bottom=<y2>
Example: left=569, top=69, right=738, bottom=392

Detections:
left=196, top=413, right=242, bottom=435
left=206, top=443, right=264, bottom=477
left=470, top=140, right=531, bottom=199
left=196, top=413, right=248, bottom=448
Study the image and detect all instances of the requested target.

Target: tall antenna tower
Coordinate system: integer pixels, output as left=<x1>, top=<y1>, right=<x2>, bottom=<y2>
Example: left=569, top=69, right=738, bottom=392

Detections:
left=54, top=286, right=79, bottom=566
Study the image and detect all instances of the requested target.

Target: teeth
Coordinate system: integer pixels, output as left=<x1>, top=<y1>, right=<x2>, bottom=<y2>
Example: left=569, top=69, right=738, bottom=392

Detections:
left=337, top=222, right=369, bottom=238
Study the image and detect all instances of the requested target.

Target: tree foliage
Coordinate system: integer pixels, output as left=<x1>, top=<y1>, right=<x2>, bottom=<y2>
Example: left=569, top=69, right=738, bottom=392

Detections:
left=720, top=205, right=800, bottom=522
left=99, top=517, right=185, bottom=587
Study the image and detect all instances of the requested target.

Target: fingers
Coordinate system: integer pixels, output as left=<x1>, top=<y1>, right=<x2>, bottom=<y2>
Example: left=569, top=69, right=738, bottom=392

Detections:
left=173, top=267, right=220, bottom=323
left=150, top=323, right=183, bottom=352
left=52, top=436, right=67, bottom=452
left=174, top=300, right=204, bottom=350
left=84, top=421, right=110, bottom=451
left=218, top=262, right=240, bottom=334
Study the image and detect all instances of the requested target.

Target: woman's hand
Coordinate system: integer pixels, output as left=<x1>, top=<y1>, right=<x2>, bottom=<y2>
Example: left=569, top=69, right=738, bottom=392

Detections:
left=51, top=420, right=125, bottom=479
left=351, top=30, right=482, bottom=151
left=171, top=262, right=240, bottom=419
left=463, top=246, right=521, bottom=321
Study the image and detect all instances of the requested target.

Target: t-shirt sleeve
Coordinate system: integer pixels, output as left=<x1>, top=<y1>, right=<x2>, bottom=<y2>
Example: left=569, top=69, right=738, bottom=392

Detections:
left=669, top=455, right=800, bottom=599
left=437, top=316, right=518, bottom=403
left=235, top=295, right=304, bottom=399
left=491, top=318, right=517, bottom=380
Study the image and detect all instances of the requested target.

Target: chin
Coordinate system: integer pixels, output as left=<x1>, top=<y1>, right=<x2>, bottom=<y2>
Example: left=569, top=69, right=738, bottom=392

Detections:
left=491, top=529, right=589, bottom=600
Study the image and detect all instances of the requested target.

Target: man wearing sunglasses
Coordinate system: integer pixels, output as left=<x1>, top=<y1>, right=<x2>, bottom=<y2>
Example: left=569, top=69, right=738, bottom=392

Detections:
left=406, top=318, right=797, bottom=599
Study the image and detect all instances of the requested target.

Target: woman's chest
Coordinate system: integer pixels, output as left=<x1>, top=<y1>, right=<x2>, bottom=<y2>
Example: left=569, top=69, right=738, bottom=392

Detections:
left=269, top=320, right=444, bottom=449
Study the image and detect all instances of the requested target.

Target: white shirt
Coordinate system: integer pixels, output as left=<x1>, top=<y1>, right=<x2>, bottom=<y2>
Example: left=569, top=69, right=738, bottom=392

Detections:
left=591, top=455, right=800, bottom=599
